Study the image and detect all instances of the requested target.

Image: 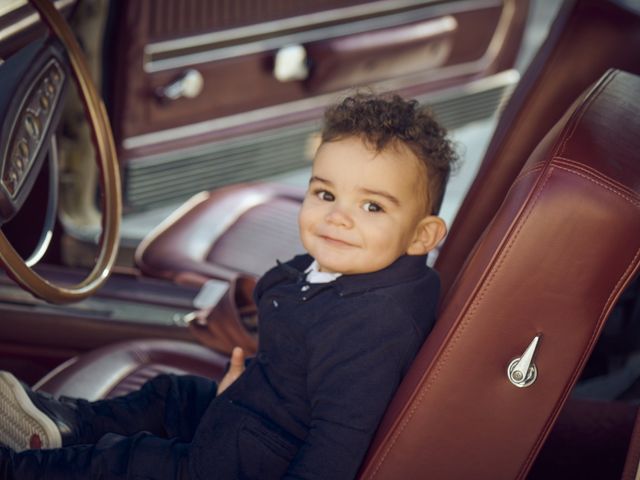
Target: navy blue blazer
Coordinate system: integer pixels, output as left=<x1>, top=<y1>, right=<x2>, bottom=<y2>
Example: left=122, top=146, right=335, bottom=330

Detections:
left=189, top=254, right=440, bottom=479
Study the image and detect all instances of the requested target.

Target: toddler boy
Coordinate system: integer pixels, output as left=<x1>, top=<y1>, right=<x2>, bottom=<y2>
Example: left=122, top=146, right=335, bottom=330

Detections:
left=0, top=92, right=457, bottom=479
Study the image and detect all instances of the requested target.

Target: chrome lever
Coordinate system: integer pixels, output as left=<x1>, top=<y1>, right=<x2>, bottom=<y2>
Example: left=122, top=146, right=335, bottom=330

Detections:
left=507, top=334, right=541, bottom=388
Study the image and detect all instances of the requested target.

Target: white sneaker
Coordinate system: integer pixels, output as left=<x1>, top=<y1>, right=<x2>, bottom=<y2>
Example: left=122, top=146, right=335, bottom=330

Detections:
left=0, top=371, right=62, bottom=451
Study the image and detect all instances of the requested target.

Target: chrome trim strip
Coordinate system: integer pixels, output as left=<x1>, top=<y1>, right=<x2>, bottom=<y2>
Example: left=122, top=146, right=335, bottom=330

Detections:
left=146, top=0, right=439, bottom=56
left=128, top=122, right=317, bottom=168
left=0, top=0, right=75, bottom=43
left=486, top=0, right=517, bottom=62
left=123, top=69, right=520, bottom=151
left=144, top=12, right=457, bottom=73
left=144, top=0, right=500, bottom=72
left=419, top=69, right=519, bottom=104
left=0, top=1, right=26, bottom=17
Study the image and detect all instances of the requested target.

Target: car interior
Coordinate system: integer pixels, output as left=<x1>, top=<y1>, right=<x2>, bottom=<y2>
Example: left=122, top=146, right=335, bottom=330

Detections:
left=1, top=0, right=640, bottom=478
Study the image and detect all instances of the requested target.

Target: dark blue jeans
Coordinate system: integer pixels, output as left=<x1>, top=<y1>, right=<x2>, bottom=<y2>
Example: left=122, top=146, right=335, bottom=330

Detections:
left=1, top=374, right=218, bottom=479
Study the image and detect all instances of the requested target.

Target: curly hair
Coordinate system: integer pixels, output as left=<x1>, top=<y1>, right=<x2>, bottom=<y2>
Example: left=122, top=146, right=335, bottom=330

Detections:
left=321, top=93, right=458, bottom=215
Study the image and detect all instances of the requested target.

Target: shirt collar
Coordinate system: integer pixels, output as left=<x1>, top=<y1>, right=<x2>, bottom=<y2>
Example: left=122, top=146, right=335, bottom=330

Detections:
left=277, top=253, right=430, bottom=296
left=304, top=260, right=342, bottom=284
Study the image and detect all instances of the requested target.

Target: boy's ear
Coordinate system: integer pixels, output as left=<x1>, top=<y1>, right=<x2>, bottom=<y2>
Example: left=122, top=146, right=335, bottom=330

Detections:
left=406, top=216, right=447, bottom=255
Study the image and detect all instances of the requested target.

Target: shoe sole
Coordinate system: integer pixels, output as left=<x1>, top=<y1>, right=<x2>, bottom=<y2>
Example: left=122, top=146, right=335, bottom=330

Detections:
left=0, top=371, right=62, bottom=451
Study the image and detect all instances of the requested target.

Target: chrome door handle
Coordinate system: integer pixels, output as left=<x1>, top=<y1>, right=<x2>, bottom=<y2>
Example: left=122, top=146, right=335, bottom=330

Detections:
left=157, top=69, right=204, bottom=101
left=274, top=44, right=309, bottom=82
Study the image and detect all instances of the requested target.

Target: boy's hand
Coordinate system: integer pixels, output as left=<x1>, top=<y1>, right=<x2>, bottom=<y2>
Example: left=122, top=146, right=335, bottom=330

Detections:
left=217, top=346, right=245, bottom=395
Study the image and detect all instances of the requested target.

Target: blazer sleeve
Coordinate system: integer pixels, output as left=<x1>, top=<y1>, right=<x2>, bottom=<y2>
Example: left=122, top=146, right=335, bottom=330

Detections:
left=283, top=294, right=422, bottom=480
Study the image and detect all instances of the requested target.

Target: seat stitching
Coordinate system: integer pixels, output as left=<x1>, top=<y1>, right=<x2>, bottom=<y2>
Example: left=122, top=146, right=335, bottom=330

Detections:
left=554, top=70, right=616, bottom=157
left=553, top=159, right=640, bottom=205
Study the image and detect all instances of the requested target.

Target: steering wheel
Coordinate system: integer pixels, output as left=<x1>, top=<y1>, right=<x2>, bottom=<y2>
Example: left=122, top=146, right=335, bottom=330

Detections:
left=0, top=0, right=121, bottom=304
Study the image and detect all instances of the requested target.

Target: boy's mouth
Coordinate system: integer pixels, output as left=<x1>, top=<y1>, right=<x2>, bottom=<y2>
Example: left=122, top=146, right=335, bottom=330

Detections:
left=318, top=234, right=356, bottom=248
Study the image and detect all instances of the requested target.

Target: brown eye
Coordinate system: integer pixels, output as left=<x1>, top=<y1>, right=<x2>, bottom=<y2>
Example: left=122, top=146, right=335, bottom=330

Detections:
left=362, top=201, right=383, bottom=213
left=316, top=190, right=334, bottom=201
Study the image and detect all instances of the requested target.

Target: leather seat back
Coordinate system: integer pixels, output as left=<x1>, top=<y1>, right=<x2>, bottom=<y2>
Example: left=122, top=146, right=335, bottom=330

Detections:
left=359, top=69, right=640, bottom=479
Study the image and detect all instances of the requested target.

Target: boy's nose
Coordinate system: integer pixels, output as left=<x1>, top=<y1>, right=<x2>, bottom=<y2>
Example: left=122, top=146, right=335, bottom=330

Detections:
left=325, top=205, right=353, bottom=228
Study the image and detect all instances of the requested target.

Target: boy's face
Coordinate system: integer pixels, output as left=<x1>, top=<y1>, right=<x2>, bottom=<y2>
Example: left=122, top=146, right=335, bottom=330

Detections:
left=298, top=136, right=445, bottom=274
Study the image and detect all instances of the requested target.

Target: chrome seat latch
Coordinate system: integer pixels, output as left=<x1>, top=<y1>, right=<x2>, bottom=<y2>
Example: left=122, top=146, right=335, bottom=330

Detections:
left=507, top=334, right=541, bottom=388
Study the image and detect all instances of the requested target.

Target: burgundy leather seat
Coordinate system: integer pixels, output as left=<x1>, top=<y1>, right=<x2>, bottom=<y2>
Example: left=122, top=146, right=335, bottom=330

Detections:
left=357, top=68, right=640, bottom=479
left=135, top=182, right=305, bottom=282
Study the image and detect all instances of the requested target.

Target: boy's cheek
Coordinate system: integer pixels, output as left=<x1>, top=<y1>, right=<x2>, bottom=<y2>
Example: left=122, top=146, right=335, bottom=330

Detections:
left=298, top=203, right=315, bottom=226
left=299, top=203, right=324, bottom=223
